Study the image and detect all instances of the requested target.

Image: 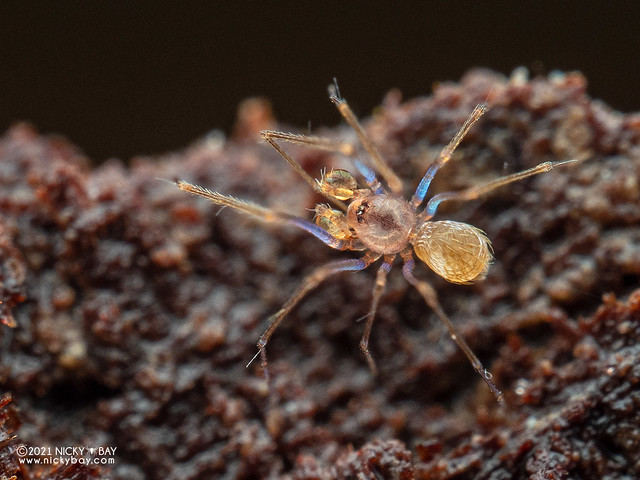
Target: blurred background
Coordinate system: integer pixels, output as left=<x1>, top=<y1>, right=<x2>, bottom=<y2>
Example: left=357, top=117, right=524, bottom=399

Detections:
left=1, top=2, right=639, bottom=162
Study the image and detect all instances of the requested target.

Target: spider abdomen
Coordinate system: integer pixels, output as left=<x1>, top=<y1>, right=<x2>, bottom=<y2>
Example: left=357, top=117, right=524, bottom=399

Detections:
left=346, top=195, right=416, bottom=254
left=412, top=220, right=493, bottom=285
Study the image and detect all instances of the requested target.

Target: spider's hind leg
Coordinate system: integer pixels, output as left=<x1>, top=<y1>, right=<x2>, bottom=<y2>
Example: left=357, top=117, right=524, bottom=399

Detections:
left=359, top=255, right=394, bottom=375
left=252, top=252, right=381, bottom=381
left=400, top=249, right=504, bottom=402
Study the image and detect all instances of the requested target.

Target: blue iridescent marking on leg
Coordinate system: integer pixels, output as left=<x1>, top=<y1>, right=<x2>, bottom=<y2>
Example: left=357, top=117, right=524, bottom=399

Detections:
left=402, top=258, right=416, bottom=276
left=288, top=217, right=345, bottom=249
left=338, top=257, right=369, bottom=271
left=355, top=161, right=384, bottom=194
left=355, top=160, right=375, bottom=182
left=424, top=197, right=443, bottom=218
left=412, top=163, right=439, bottom=205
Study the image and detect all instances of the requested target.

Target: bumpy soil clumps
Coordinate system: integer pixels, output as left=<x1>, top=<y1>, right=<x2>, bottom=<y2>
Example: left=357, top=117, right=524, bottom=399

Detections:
left=0, top=69, right=639, bottom=479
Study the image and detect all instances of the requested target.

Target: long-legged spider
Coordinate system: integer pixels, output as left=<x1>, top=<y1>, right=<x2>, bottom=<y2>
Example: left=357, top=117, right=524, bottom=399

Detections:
left=178, top=84, right=575, bottom=402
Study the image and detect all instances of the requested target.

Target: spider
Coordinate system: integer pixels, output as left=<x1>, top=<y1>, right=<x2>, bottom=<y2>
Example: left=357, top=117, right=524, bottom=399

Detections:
left=178, top=83, right=575, bottom=402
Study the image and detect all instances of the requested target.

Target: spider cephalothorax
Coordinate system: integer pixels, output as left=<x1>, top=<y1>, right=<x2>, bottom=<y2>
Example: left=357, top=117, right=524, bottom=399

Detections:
left=178, top=84, right=575, bottom=402
left=347, top=195, right=415, bottom=253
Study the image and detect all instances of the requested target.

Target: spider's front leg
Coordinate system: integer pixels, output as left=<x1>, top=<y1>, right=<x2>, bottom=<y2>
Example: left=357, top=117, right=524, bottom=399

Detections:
left=177, top=181, right=359, bottom=250
left=260, top=130, right=352, bottom=210
left=177, top=180, right=377, bottom=379
left=328, top=82, right=404, bottom=195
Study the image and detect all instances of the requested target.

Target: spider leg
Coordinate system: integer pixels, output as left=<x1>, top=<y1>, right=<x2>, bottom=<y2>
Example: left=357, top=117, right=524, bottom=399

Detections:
left=360, top=255, right=394, bottom=375
left=177, top=181, right=363, bottom=250
left=401, top=249, right=504, bottom=402
left=261, top=130, right=356, bottom=156
left=254, top=251, right=381, bottom=380
left=353, top=160, right=386, bottom=195
left=260, top=132, right=348, bottom=210
left=328, top=82, right=404, bottom=195
left=411, top=105, right=486, bottom=208
left=262, top=130, right=384, bottom=196
left=420, top=158, right=577, bottom=221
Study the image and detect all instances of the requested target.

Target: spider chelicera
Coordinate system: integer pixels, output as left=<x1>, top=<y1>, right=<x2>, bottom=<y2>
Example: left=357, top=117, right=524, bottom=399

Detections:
left=178, top=83, right=575, bottom=402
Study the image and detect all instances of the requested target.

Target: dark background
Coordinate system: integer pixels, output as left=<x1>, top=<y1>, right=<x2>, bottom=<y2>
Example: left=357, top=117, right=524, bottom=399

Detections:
left=1, top=2, right=639, bottom=162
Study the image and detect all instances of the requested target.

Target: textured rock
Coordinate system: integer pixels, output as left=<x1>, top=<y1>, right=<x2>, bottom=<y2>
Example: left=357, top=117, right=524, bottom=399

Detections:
left=0, top=69, right=639, bottom=479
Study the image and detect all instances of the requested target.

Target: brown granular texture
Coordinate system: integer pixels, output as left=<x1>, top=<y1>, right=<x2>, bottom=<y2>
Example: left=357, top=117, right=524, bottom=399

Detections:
left=0, top=69, right=639, bottom=479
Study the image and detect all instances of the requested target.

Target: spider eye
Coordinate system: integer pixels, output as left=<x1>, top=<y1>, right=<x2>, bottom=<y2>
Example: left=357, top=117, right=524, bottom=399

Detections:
left=355, top=201, right=369, bottom=223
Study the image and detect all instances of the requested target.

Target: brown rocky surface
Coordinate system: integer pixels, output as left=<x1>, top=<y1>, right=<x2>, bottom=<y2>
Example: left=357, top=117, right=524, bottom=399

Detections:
left=0, top=69, right=639, bottom=479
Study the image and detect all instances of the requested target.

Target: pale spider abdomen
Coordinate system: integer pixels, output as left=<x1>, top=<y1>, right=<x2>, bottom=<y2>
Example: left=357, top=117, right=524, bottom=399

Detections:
left=413, top=220, right=493, bottom=284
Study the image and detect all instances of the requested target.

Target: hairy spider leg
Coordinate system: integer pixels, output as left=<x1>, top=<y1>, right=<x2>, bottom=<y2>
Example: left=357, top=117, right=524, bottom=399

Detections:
left=360, top=255, right=394, bottom=375
left=260, top=130, right=384, bottom=196
left=260, top=130, right=356, bottom=156
left=176, top=181, right=363, bottom=251
left=260, top=133, right=348, bottom=211
left=328, top=83, right=404, bottom=195
left=411, top=105, right=487, bottom=208
left=400, top=248, right=504, bottom=402
left=254, top=251, right=381, bottom=380
left=420, top=158, right=578, bottom=221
